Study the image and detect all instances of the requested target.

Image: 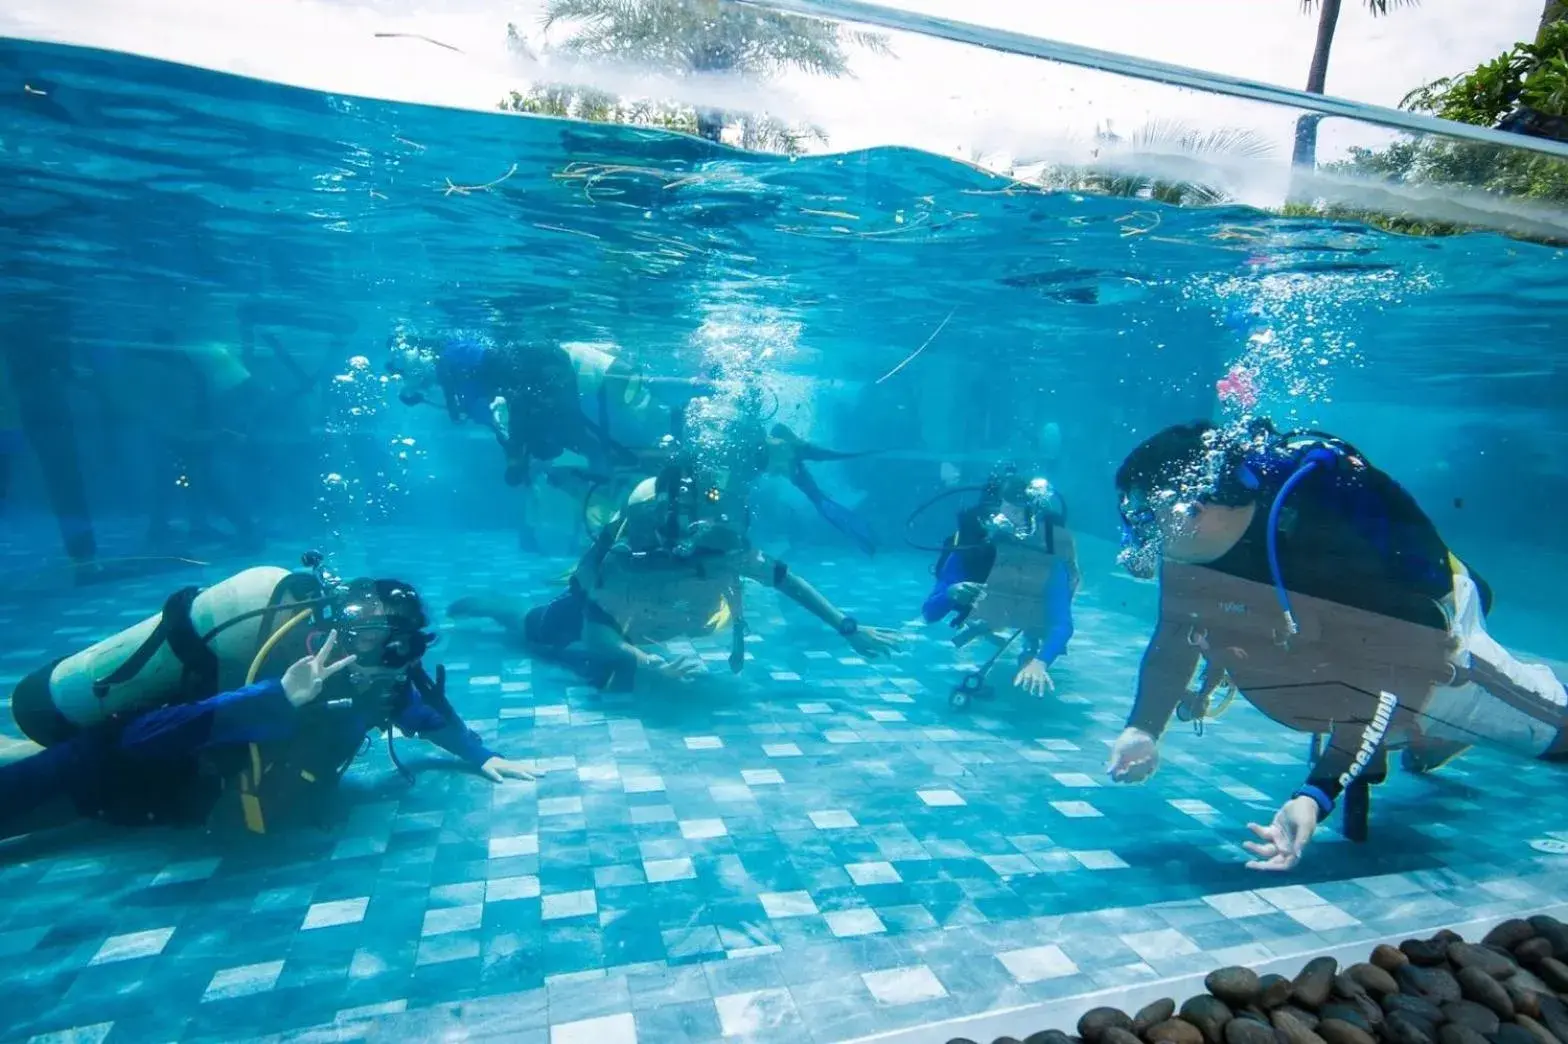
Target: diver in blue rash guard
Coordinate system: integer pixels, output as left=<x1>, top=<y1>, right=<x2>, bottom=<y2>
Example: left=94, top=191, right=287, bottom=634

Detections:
left=921, top=468, right=1079, bottom=696
left=1106, top=419, right=1568, bottom=872
left=0, top=576, right=537, bottom=846
left=387, top=332, right=580, bottom=486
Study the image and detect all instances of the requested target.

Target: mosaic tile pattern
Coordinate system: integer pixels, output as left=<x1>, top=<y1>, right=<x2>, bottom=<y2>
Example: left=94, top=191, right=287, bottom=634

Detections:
left=2, top=526, right=1568, bottom=1043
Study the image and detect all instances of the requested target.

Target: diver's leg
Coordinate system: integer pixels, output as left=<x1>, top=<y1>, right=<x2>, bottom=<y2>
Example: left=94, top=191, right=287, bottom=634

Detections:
left=0, top=737, right=97, bottom=842
left=1417, top=570, right=1563, bottom=761
left=9, top=355, right=96, bottom=564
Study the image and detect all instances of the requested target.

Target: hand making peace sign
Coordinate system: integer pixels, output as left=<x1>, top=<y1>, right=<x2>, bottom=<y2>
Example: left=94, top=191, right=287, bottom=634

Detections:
left=281, top=630, right=359, bottom=708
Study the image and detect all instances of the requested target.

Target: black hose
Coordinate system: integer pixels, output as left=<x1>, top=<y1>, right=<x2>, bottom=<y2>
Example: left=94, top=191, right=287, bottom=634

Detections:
left=903, top=484, right=989, bottom=553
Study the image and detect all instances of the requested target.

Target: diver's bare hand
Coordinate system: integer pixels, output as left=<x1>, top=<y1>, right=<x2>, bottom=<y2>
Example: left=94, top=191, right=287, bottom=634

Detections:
left=949, top=582, right=986, bottom=608
left=1014, top=659, right=1053, bottom=698
left=282, top=630, right=357, bottom=707
left=645, top=653, right=702, bottom=681
left=480, top=756, right=539, bottom=783
left=1243, top=796, right=1319, bottom=871
left=1106, top=727, right=1159, bottom=783
left=490, top=396, right=510, bottom=441
left=847, top=626, right=902, bottom=660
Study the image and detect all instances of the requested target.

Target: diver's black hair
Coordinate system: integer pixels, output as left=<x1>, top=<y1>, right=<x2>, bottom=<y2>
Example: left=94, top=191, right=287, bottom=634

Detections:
left=339, top=578, right=430, bottom=632
left=1115, top=420, right=1278, bottom=507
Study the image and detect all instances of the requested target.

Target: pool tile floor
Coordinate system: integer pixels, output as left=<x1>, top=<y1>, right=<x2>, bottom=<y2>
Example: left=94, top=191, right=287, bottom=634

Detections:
left=3, top=529, right=1568, bottom=1043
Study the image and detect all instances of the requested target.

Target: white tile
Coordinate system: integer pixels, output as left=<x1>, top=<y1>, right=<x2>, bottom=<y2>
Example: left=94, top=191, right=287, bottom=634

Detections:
left=202, top=960, right=285, bottom=1002
left=998, top=944, right=1080, bottom=983
left=714, top=988, right=799, bottom=1037
left=1039, top=739, right=1080, bottom=751
left=151, top=858, right=221, bottom=886
left=881, top=692, right=915, bottom=704
left=679, top=818, right=728, bottom=840
left=684, top=736, right=723, bottom=750
left=1203, top=891, right=1275, bottom=919
left=845, top=861, right=901, bottom=885
left=1255, top=885, right=1326, bottom=911
left=1219, top=784, right=1269, bottom=802
left=759, top=891, right=819, bottom=918
left=1050, top=801, right=1102, bottom=818
left=1286, top=904, right=1361, bottom=930
left=823, top=730, right=863, bottom=744
left=922, top=728, right=962, bottom=742
left=809, top=810, right=858, bottom=830
left=542, top=890, right=597, bottom=920
left=741, top=769, right=784, bottom=786
left=302, top=897, right=369, bottom=930
left=623, top=776, right=666, bottom=794
left=551, top=1012, right=637, bottom=1044
left=488, top=834, right=539, bottom=858
left=1120, top=929, right=1200, bottom=962
left=798, top=702, right=833, bottom=713
left=1051, top=773, right=1100, bottom=788
left=644, top=858, right=696, bottom=883
left=89, top=927, right=175, bottom=965
left=771, top=672, right=803, bottom=682
left=709, top=784, right=754, bottom=803
left=862, top=965, right=948, bottom=1006
left=983, top=855, right=1039, bottom=876
left=868, top=710, right=906, bottom=722
left=763, top=743, right=802, bottom=758
left=918, top=789, right=966, bottom=807
left=486, top=876, right=541, bottom=902
left=629, top=805, right=675, bottom=825
left=826, top=909, right=886, bottom=937
left=539, top=797, right=583, bottom=817
left=422, top=905, right=483, bottom=937
left=1071, top=850, right=1129, bottom=870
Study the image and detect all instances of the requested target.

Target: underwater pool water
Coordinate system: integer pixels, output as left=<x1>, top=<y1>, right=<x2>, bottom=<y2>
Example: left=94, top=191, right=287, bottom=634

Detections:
left=2, top=33, right=1568, bottom=1044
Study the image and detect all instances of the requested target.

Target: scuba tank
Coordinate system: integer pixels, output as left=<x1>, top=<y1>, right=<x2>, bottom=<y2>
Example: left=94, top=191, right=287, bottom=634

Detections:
left=10, top=556, right=331, bottom=747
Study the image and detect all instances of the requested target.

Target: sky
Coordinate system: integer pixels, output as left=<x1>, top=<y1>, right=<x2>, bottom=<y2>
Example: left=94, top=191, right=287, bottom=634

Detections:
left=0, top=0, right=1549, bottom=176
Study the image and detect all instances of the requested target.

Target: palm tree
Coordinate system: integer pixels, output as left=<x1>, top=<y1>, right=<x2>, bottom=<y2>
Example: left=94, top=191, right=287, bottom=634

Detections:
left=1052, top=121, right=1274, bottom=205
left=1293, top=0, right=1420, bottom=169
left=509, top=0, right=888, bottom=148
left=1542, top=0, right=1567, bottom=41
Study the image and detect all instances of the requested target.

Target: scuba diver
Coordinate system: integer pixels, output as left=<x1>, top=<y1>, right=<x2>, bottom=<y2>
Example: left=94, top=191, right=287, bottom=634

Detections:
left=0, top=553, right=537, bottom=845
left=386, top=330, right=577, bottom=487
left=696, top=380, right=879, bottom=556
left=450, top=450, right=902, bottom=691
left=915, top=466, right=1078, bottom=706
left=1, top=318, right=99, bottom=574
left=755, top=423, right=879, bottom=556
left=1107, top=418, right=1568, bottom=872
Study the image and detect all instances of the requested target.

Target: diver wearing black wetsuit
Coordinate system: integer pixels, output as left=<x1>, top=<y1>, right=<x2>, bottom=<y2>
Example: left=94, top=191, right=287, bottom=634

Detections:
left=1110, top=420, right=1568, bottom=870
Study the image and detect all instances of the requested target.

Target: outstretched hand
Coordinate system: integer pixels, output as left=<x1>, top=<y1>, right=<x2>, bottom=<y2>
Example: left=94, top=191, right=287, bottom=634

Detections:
left=1013, top=659, right=1053, bottom=698
left=281, top=630, right=357, bottom=707
left=847, top=625, right=902, bottom=660
left=1106, top=727, right=1159, bottom=783
left=480, top=756, right=539, bottom=783
left=1243, top=796, right=1320, bottom=871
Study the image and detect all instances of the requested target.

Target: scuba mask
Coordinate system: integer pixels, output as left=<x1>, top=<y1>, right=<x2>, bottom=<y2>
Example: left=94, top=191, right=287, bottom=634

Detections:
left=984, top=469, right=1053, bottom=542
left=1116, top=488, right=1200, bottom=580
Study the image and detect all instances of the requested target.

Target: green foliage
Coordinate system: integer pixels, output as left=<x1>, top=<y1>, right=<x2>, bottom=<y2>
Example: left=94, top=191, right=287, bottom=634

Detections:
left=1297, top=18, right=1568, bottom=237
left=539, top=0, right=889, bottom=76
left=497, top=0, right=885, bottom=154
left=1038, top=121, right=1274, bottom=206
